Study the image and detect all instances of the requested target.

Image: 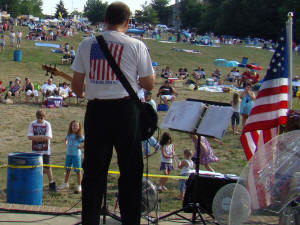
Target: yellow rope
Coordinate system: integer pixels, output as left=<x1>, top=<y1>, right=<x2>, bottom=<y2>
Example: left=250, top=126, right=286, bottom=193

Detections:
left=2, top=164, right=188, bottom=180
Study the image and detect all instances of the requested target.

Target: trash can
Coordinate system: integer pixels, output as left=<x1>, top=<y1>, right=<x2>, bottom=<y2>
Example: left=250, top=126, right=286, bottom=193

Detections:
left=7, top=152, right=43, bottom=205
left=13, top=50, right=22, bottom=62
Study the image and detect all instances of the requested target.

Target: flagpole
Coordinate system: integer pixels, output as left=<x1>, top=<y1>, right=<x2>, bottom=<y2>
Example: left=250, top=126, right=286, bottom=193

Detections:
left=286, top=12, right=293, bottom=109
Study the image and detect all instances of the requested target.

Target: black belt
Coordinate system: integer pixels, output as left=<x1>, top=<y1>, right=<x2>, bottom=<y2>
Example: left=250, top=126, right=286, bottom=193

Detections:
left=88, top=96, right=131, bottom=103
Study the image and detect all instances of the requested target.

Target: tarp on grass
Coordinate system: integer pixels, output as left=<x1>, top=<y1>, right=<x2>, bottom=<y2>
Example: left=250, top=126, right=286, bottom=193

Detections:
left=34, top=42, right=60, bottom=48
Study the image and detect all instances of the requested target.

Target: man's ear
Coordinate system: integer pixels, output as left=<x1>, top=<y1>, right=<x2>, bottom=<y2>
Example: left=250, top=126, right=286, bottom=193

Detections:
left=124, top=19, right=129, bottom=27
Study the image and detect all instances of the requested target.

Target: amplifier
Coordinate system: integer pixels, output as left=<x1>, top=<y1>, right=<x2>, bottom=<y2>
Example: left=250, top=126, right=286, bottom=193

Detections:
left=183, top=173, right=238, bottom=215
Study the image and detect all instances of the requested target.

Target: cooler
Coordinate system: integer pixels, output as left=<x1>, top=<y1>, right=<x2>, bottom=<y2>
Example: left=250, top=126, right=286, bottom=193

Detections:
left=46, top=96, right=63, bottom=108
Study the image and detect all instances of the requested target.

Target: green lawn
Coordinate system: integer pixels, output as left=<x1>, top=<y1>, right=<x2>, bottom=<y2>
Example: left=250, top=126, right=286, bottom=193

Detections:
left=0, top=26, right=299, bottom=212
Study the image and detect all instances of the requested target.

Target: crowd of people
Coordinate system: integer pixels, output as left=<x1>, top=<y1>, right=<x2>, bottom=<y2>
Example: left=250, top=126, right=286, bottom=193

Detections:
left=0, top=77, right=75, bottom=105
left=2, top=3, right=299, bottom=225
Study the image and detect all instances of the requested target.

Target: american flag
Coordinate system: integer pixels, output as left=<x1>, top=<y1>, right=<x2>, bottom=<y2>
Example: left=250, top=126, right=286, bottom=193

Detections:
left=89, top=42, right=124, bottom=81
left=240, top=29, right=289, bottom=209
left=241, top=29, right=289, bottom=160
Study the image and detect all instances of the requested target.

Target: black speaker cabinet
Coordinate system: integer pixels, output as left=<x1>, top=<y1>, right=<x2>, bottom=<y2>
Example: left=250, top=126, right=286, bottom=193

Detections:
left=183, top=173, right=238, bottom=215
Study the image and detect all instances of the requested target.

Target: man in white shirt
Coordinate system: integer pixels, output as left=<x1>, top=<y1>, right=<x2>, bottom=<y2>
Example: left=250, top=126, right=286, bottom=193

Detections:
left=41, top=78, right=59, bottom=97
left=72, top=2, right=155, bottom=225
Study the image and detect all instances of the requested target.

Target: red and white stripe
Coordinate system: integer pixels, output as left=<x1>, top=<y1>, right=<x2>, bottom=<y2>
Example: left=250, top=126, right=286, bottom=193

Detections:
left=241, top=77, right=288, bottom=160
left=240, top=77, right=288, bottom=209
left=89, top=43, right=124, bottom=81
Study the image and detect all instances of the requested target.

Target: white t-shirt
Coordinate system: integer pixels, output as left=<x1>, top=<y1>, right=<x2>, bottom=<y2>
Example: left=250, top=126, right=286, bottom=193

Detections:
left=10, top=32, right=15, bottom=40
left=60, top=86, right=70, bottom=97
left=180, top=159, right=194, bottom=175
left=160, top=144, right=174, bottom=164
left=17, top=32, right=22, bottom=38
left=41, top=83, right=57, bottom=94
left=71, top=30, right=154, bottom=100
left=27, top=120, right=52, bottom=155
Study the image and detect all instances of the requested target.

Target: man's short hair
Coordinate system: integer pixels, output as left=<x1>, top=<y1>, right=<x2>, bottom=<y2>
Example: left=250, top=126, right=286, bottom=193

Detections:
left=105, top=2, right=131, bottom=26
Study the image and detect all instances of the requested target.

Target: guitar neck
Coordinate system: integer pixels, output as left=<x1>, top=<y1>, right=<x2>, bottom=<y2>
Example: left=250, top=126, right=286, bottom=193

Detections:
left=56, top=71, right=73, bottom=82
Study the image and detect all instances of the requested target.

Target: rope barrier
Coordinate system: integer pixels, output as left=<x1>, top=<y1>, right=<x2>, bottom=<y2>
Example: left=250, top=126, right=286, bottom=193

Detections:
left=1, top=164, right=189, bottom=180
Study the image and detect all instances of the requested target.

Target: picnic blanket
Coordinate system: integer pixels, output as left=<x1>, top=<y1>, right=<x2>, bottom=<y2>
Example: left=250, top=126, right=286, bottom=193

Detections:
left=198, top=85, right=243, bottom=93
left=172, top=48, right=201, bottom=54
left=34, top=42, right=60, bottom=48
left=159, top=40, right=175, bottom=44
left=195, top=44, right=220, bottom=48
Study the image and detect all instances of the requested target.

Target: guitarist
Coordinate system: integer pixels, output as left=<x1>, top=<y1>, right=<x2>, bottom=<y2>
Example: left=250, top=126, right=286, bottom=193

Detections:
left=71, top=2, right=155, bottom=225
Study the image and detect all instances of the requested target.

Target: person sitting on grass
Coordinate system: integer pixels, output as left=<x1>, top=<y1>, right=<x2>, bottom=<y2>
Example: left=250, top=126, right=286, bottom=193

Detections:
left=211, top=68, right=221, bottom=81
left=161, top=66, right=173, bottom=78
left=22, top=77, right=39, bottom=104
left=41, top=78, right=59, bottom=98
left=157, top=80, right=177, bottom=105
left=62, top=52, right=71, bottom=64
left=226, top=67, right=239, bottom=83
left=192, top=67, right=205, bottom=80
left=0, top=81, right=5, bottom=102
left=247, top=70, right=260, bottom=84
left=59, top=82, right=73, bottom=101
left=6, top=77, right=21, bottom=104
left=237, top=68, right=251, bottom=87
left=177, top=67, right=188, bottom=80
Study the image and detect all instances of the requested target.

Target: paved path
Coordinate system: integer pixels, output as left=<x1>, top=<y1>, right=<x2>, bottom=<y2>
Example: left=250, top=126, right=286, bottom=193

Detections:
left=0, top=203, right=216, bottom=224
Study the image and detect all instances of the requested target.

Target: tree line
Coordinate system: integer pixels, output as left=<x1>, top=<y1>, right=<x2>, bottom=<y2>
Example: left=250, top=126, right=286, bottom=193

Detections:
left=0, top=0, right=43, bottom=18
left=179, top=0, right=299, bottom=42
left=136, top=0, right=299, bottom=42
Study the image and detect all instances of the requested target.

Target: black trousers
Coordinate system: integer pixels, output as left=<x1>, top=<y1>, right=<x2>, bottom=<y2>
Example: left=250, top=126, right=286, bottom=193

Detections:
left=82, top=99, right=143, bottom=225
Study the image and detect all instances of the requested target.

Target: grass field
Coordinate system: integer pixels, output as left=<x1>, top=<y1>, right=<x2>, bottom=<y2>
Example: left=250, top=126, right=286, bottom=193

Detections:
left=0, top=26, right=299, bottom=213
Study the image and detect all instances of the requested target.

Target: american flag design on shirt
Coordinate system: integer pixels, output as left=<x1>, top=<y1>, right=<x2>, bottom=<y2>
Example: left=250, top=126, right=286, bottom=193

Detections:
left=89, top=42, right=124, bottom=84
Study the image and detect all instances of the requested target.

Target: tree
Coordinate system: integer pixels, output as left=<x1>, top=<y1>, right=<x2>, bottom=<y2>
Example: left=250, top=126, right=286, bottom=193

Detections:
left=84, top=0, right=108, bottom=24
left=55, top=0, right=68, bottom=19
left=151, top=0, right=170, bottom=24
left=180, top=0, right=204, bottom=30
left=20, top=0, right=43, bottom=17
left=70, top=9, right=83, bottom=17
left=134, top=2, right=159, bottom=25
left=279, top=0, right=300, bottom=42
left=0, top=0, right=21, bottom=18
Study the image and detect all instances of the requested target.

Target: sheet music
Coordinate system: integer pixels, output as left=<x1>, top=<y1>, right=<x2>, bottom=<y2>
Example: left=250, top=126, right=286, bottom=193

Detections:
left=160, top=101, right=206, bottom=132
left=196, top=105, right=233, bottom=139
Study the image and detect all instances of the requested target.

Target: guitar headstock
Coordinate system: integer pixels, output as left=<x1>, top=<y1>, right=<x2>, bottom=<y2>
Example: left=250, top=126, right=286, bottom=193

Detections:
left=42, top=64, right=60, bottom=78
left=41, top=64, right=73, bottom=82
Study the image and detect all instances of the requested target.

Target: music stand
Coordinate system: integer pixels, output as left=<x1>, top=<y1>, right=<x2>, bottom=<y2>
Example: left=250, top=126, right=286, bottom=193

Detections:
left=154, top=99, right=233, bottom=224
